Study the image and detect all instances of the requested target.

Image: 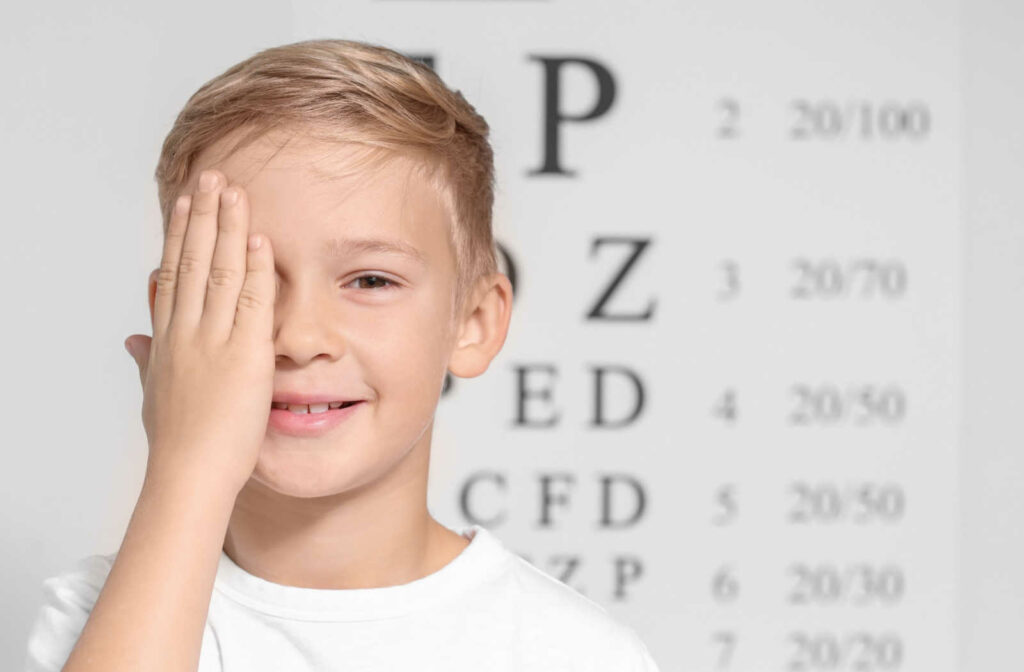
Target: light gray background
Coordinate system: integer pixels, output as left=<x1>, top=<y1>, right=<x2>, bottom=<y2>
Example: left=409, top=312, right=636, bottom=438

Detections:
left=2, top=2, right=1021, bottom=671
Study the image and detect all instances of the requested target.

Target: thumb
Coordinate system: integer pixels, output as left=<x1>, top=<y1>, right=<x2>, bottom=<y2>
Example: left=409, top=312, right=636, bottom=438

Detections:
left=124, top=335, right=152, bottom=385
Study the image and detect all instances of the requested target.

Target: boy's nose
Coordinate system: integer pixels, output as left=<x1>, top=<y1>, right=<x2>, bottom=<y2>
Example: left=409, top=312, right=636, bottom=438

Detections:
left=271, top=297, right=350, bottom=364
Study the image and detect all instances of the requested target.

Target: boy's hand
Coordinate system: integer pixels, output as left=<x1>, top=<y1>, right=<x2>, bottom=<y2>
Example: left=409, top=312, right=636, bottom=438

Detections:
left=124, top=169, right=275, bottom=495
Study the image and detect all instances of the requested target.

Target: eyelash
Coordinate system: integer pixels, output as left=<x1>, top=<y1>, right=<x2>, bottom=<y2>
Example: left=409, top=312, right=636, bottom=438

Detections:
left=346, top=274, right=397, bottom=291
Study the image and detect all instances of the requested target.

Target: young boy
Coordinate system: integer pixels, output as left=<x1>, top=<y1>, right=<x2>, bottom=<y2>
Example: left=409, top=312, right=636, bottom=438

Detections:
left=23, top=39, right=660, bottom=671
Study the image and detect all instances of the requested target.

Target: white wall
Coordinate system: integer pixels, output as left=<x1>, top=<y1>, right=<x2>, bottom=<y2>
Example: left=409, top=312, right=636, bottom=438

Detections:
left=961, top=1, right=1024, bottom=670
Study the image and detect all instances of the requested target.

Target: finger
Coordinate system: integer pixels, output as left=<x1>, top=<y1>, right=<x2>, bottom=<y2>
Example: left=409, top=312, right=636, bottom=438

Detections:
left=153, top=194, right=191, bottom=336
left=173, top=169, right=224, bottom=329
left=125, top=335, right=152, bottom=388
left=230, top=233, right=275, bottom=343
left=200, top=184, right=250, bottom=339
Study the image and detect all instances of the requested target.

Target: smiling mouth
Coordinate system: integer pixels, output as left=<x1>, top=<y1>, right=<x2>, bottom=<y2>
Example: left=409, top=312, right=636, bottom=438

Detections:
left=271, top=400, right=363, bottom=411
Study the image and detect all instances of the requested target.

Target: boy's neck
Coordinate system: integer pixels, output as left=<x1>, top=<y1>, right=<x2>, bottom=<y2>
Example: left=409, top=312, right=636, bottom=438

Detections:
left=221, top=442, right=469, bottom=590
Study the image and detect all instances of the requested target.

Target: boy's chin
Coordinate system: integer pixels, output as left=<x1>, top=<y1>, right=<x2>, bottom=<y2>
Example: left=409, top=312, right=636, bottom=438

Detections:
left=246, top=446, right=380, bottom=499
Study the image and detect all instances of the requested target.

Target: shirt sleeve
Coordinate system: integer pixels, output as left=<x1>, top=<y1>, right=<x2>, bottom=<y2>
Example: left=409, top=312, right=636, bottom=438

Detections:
left=22, top=554, right=114, bottom=672
left=594, top=620, right=662, bottom=672
left=624, top=628, right=661, bottom=671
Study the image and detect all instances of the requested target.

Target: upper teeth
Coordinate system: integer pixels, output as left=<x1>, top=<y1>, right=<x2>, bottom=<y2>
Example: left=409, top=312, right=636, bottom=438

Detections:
left=272, top=401, right=349, bottom=413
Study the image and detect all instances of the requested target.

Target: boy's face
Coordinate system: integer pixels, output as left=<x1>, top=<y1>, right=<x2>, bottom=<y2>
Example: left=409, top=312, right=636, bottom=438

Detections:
left=150, top=128, right=466, bottom=498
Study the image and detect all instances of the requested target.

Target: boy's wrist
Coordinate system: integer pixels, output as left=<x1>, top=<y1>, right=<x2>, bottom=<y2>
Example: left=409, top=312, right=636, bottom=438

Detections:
left=142, top=452, right=244, bottom=512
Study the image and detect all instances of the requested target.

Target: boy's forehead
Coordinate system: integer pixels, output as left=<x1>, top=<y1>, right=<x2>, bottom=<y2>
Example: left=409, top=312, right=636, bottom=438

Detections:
left=188, top=128, right=453, bottom=262
left=192, top=128, right=397, bottom=192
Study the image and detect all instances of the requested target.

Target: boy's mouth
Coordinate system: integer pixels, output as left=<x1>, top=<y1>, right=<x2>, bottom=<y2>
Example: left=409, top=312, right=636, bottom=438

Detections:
left=271, top=400, right=362, bottom=413
left=267, top=399, right=365, bottom=436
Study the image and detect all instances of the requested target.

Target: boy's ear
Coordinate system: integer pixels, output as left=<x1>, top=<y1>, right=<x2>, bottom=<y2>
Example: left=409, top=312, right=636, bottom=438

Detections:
left=148, top=268, right=158, bottom=331
left=447, top=273, right=513, bottom=379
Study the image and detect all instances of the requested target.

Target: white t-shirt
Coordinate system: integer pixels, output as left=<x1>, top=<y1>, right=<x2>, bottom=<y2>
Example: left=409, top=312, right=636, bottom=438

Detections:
left=24, top=524, right=660, bottom=671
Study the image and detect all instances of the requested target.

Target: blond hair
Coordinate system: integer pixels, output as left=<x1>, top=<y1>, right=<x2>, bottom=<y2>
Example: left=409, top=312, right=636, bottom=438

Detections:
left=153, top=38, right=497, bottom=318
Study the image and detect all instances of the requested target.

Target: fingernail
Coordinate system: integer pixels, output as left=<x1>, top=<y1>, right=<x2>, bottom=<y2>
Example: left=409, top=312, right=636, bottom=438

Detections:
left=248, top=234, right=262, bottom=250
left=175, top=194, right=191, bottom=214
left=199, top=170, right=218, bottom=192
left=221, top=187, right=238, bottom=207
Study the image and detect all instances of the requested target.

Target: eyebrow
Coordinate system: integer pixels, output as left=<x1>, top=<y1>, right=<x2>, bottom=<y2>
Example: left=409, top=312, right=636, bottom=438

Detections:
left=321, top=237, right=427, bottom=266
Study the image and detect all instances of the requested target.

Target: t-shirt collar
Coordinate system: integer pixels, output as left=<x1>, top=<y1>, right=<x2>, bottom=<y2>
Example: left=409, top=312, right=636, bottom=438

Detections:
left=212, top=524, right=511, bottom=622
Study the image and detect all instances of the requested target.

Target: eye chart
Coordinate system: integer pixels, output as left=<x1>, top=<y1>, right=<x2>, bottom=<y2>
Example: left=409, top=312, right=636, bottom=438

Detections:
left=350, top=1, right=967, bottom=670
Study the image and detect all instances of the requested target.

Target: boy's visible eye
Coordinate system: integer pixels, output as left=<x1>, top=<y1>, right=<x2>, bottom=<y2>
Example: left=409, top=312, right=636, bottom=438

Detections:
left=345, top=274, right=397, bottom=290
